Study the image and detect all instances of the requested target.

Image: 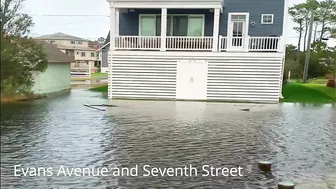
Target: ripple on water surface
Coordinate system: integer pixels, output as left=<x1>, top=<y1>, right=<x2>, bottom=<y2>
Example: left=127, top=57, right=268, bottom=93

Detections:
left=1, top=90, right=335, bottom=188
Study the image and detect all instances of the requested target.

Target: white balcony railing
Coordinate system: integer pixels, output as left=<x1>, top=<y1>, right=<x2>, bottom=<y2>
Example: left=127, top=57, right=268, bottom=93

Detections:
left=166, top=36, right=213, bottom=51
left=219, top=36, right=281, bottom=52
left=248, top=37, right=281, bottom=52
left=115, top=36, right=161, bottom=50
left=114, top=36, right=281, bottom=52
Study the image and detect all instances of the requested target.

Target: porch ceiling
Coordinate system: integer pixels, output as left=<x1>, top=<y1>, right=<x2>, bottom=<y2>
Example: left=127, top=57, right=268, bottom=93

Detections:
left=107, top=0, right=224, bottom=11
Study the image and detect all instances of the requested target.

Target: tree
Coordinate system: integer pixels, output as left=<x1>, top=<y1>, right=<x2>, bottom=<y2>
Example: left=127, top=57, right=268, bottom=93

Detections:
left=289, top=5, right=306, bottom=62
left=1, top=0, right=48, bottom=95
left=97, top=37, right=105, bottom=44
left=314, top=0, right=336, bottom=40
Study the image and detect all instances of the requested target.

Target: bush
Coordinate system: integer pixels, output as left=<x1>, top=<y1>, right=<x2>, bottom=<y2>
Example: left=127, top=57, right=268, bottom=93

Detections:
left=326, top=80, right=335, bottom=88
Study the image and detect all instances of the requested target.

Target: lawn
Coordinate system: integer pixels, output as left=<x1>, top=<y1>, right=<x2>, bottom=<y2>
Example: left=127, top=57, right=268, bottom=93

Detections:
left=89, top=82, right=336, bottom=104
left=91, top=72, right=108, bottom=78
left=281, top=82, right=335, bottom=103
left=89, top=85, right=108, bottom=92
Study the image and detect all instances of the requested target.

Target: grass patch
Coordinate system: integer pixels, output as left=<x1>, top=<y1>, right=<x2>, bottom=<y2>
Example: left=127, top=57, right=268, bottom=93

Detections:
left=91, top=72, right=108, bottom=77
left=281, top=82, right=335, bottom=103
left=89, top=83, right=335, bottom=104
left=89, top=84, right=108, bottom=92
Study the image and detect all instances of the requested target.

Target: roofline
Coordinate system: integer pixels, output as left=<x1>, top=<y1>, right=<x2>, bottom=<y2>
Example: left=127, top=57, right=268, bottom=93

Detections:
left=99, top=42, right=110, bottom=51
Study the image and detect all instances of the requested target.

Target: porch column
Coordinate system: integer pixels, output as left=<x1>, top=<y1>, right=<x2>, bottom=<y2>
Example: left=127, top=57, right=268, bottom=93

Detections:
left=110, top=7, right=116, bottom=50
left=212, top=8, right=220, bottom=52
left=160, top=8, right=167, bottom=51
left=115, top=8, right=119, bottom=36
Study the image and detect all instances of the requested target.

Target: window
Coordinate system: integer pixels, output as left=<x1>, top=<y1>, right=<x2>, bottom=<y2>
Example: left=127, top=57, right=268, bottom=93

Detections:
left=140, top=15, right=156, bottom=36
left=71, top=40, right=82, bottom=45
left=81, top=52, right=86, bottom=57
left=231, top=15, right=246, bottom=20
left=91, top=52, right=95, bottom=57
left=139, top=14, right=204, bottom=37
left=261, top=14, right=274, bottom=24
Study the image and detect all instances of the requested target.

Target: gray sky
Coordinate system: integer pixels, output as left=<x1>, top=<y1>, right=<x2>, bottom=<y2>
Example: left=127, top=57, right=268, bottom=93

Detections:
left=22, top=0, right=335, bottom=46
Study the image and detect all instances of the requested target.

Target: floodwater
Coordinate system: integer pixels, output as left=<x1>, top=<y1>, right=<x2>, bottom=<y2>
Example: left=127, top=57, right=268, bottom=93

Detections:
left=1, top=90, right=335, bottom=188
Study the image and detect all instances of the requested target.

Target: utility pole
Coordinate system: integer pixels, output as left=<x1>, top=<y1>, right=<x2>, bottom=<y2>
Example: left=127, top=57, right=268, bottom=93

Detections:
left=303, top=10, right=315, bottom=83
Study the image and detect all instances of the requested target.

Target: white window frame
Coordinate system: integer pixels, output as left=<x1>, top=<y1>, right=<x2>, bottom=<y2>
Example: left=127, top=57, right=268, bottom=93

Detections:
left=261, top=14, right=274, bottom=24
left=138, top=14, right=205, bottom=37
left=227, top=12, right=250, bottom=38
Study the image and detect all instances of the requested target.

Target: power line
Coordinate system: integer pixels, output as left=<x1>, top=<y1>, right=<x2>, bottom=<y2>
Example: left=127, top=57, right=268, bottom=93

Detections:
left=29, top=14, right=109, bottom=17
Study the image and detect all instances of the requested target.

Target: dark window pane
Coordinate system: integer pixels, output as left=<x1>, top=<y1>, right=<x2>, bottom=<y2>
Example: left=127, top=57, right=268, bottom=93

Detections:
left=173, top=16, right=188, bottom=36
left=156, top=16, right=161, bottom=36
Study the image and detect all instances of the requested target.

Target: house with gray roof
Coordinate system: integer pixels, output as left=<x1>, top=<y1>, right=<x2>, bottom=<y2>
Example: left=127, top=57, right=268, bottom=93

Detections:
left=35, top=32, right=102, bottom=78
left=31, top=42, right=74, bottom=94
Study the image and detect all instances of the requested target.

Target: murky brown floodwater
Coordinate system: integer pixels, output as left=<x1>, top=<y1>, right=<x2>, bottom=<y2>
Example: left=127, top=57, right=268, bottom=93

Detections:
left=1, top=89, right=335, bottom=188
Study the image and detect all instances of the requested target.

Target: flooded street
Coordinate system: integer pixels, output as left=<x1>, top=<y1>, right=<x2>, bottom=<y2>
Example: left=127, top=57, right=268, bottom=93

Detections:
left=1, top=89, right=335, bottom=188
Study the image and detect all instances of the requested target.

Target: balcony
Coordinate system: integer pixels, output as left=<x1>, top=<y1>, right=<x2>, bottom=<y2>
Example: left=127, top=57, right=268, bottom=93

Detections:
left=113, top=36, right=281, bottom=52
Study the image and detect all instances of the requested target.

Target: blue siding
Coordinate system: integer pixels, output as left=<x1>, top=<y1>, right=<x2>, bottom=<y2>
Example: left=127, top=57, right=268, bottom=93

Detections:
left=119, top=0, right=284, bottom=37
left=220, top=0, right=284, bottom=36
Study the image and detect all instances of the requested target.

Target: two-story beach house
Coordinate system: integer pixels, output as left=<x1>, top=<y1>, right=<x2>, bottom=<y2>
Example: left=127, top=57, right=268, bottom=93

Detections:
left=35, top=33, right=102, bottom=77
left=106, top=0, right=289, bottom=103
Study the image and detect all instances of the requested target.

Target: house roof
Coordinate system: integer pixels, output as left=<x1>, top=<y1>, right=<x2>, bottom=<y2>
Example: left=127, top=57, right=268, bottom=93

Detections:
left=99, top=31, right=110, bottom=51
left=39, top=41, right=74, bottom=63
left=56, top=45, right=96, bottom=51
left=104, top=32, right=110, bottom=45
left=35, top=32, right=87, bottom=41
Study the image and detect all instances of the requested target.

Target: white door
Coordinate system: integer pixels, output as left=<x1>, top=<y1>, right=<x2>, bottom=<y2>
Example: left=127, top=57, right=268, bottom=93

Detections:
left=176, top=60, right=207, bottom=100
left=228, top=14, right=248, bottom=50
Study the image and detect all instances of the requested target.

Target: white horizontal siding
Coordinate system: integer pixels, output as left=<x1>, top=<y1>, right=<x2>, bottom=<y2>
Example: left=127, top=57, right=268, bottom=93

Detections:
left=109, top=51, right=283, bottom=103
left=207, top=56, right=283, bottom=102
left=110, top=55, right=177, bottom=99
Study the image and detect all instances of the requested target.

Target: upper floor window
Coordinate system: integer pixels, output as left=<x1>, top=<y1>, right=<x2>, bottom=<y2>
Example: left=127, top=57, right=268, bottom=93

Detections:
left=81, top=52, right=86, bottom=57
left=139, top=14, right=204, bottom=37
left=261, top=14, right=274, bottom=24
left=91, top=52, right=95, bottom=57
left=71, top=40, right=83, bottom=45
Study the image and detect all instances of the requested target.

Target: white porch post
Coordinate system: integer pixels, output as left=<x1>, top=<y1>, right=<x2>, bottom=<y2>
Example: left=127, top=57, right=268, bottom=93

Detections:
left=160, top=8, right=167, bottom=51
left=110, top=7, right=116, bottom=50
left=212, top=8, right=220, bottom=52
left=115, top=8, right=119, bottom=36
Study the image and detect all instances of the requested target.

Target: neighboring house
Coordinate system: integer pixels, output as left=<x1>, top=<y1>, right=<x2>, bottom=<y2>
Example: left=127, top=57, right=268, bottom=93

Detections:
left=32, top=42, right=74, bottom=94
left=34, top=32, right=101, bottom=77
left=99, top=32, right=110, bottom=73
left=106, top=0, right=289, bottom=103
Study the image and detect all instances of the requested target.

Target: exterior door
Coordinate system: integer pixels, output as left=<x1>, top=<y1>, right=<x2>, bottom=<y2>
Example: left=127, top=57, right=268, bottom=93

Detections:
left=228, top=14, right=248, bottom=50
left=231, top=21, right=245, bottom=49
left=176, top=60, right=207, bottom=100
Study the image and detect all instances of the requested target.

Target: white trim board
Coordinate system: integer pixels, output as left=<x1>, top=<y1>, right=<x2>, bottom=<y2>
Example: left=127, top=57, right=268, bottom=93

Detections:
left=108, top=0, right=224, bottom=12
left=99, top=42, right=110, bottom=51
left=110, top=50, right=283, bottom=58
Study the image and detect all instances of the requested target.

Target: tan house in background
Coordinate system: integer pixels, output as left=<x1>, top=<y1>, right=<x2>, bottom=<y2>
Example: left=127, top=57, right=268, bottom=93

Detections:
left=35, top=32, right=102, bottom=78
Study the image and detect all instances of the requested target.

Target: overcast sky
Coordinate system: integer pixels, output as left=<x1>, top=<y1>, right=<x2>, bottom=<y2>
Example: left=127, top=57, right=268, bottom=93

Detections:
left=22, top=0, right=335, bottom=46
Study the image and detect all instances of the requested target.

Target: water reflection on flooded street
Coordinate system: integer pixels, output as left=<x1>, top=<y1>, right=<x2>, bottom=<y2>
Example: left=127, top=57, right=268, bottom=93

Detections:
left=1, top=90, right=335, bottom=188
